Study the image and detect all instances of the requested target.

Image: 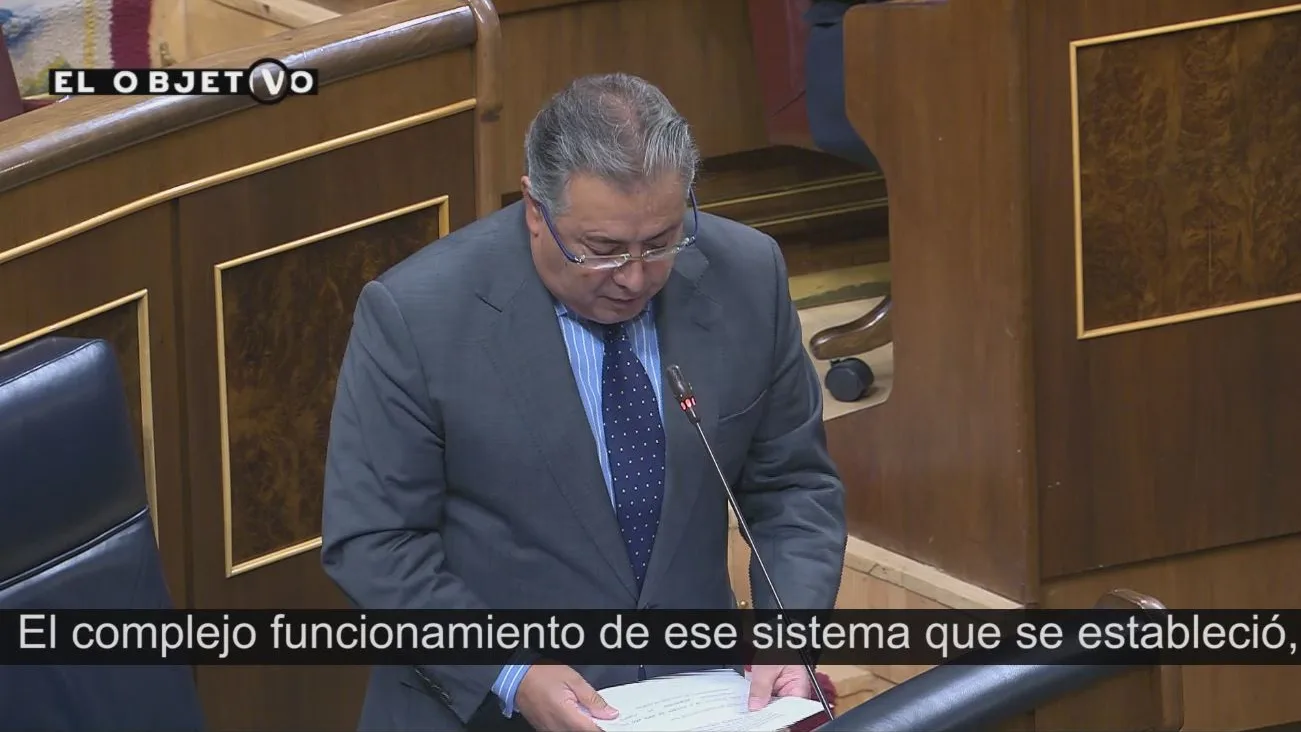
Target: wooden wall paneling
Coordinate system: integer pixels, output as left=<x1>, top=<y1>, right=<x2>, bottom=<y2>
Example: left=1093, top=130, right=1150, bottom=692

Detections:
left=183, top=0, right=287, bottom=59
left=834, top=1, right=1037, bottom=602
left=1029, top=0, right=1301, bottom=579
left=1027, top=5, right=1301, bottom=726
left=0, top=207, right=190, bottom=607
left=174, top=109, right=477, bottom=731
left=215, top=199, right=450, bottom=575
left=1074, top=8, right=1301, bottom=336
left=150, top=0, right=191, bottom=65
left=490, top=0, right=770, bottom=202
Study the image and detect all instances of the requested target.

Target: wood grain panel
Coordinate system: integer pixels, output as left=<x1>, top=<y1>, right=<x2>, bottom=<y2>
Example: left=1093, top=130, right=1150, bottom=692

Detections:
left=177, top=110, right=475, bottom=731
left=218, top=202, right=445, bottom=572
left=1029, top=0, right=1301, bottom=579
left=1075, top=7, right=1301, bottom=334
left=490, top=0, right=769, bottom=202
left=1043, top=534, right=1301, bottom=730
left=2, top=52, right=473, bottom=253
left=835, top=1, right=1037, bottom=602
left=185, top=0, right=288, bottom=59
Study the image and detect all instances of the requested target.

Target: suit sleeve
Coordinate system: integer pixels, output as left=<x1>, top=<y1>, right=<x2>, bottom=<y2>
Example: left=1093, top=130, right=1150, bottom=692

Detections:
left=735, top=238, right=848, bottom=611
left=320, top=280, right=532, bottom=724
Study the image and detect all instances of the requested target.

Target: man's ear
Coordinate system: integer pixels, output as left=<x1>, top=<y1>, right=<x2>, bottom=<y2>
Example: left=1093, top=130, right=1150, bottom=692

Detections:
left=521, top=176, right=542, bottom=237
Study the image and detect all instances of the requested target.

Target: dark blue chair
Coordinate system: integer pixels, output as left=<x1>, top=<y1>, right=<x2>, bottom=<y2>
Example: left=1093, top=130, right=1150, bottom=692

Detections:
left=801, top=0, right=893, bottom=402
left=0, top=337, right=205, bottom=732
left=805, top=0, right=881, bottom=171
left=746, top=0, right=881, bottom=169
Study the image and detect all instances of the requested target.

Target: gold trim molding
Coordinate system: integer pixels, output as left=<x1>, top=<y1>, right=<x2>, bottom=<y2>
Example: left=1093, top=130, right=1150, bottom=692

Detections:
left=749, top=197, right=889, bottom=231
left=699, top=172, right=885, bottom=213
left=1070, top=4, right=1301, bottom=48
left=1070, top=4, right=1301, bottom=339
left=216, top=196, right=452, bottom=578
left=0, top=290, right=160, bottom=539
left=1, top=97, right=477, bottom=268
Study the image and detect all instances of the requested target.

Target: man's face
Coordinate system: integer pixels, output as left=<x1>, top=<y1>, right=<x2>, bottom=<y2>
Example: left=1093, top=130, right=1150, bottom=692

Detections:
left=524, top=172, right=685, bottom=324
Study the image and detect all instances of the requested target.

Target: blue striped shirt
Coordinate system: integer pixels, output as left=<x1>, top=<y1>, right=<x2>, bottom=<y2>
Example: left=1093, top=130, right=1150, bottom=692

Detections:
left=491, top=301, right=663, bottom=715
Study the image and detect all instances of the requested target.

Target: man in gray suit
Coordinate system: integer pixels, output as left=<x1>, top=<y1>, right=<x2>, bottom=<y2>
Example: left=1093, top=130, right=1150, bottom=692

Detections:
left=321, top=73, right=847, bottom=732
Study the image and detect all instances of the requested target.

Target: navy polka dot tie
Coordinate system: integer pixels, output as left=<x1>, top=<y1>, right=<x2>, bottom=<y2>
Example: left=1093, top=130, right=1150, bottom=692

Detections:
left=601, top=323, right=666, bottom=589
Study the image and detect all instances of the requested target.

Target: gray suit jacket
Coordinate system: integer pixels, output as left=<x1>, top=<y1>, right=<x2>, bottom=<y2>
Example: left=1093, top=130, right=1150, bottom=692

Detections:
left=321, top=201, right=847, bottom=732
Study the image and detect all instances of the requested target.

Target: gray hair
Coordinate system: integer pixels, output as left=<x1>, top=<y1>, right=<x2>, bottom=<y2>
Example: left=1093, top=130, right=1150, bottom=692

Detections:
left=524, top=73, right=700, bottom=215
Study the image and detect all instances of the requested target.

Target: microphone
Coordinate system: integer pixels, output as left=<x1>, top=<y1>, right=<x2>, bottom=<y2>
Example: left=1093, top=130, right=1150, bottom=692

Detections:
left=664, top=364, right=836, bottom=722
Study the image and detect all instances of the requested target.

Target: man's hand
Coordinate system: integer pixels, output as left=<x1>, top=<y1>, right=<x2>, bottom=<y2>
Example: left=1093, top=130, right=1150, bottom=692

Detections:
left=747, top=665, right=813, bottom=710
left=515, top=665, right=619, bottom=732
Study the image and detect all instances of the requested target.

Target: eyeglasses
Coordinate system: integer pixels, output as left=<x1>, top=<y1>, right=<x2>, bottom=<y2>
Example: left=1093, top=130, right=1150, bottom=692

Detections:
left=530, top=189, right=699, bottom=271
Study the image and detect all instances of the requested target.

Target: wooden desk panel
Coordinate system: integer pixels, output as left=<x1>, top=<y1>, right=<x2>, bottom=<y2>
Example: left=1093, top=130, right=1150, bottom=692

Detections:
left=1073, top=8, right=1301, bottom=335
left=838, top=0, right=1301, bottom=602
left=1029, top=0, right=1301, bottom=578
left=834, top=0, right=1037, bottom=603
left=0, top=3, right=498, bottom=728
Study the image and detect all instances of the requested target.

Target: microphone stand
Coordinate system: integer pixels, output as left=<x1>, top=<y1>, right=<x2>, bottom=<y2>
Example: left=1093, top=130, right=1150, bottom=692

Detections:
left=665, top=364, right=836, bottom=722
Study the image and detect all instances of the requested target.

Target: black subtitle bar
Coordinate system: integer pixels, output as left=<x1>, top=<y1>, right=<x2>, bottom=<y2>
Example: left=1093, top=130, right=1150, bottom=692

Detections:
left=1, top=609, right=1297, bottom=666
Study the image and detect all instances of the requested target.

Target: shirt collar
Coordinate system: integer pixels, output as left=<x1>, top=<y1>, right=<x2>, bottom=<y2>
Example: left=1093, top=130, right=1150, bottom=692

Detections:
left=554, top=298, right=655, bottom=325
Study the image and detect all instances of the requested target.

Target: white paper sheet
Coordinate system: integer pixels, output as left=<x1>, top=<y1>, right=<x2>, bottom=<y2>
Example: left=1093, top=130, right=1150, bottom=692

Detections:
left=591, top=669, right=823, bottom=732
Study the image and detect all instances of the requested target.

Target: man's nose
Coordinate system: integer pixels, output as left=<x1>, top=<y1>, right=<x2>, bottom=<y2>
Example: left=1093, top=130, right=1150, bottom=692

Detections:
left=612, top=259, right=646, bottom=291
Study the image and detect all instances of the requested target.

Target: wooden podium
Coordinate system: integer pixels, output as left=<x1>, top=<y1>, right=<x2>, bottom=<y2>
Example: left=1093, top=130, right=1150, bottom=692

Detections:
left=835, top=1, right=1301, bottom=728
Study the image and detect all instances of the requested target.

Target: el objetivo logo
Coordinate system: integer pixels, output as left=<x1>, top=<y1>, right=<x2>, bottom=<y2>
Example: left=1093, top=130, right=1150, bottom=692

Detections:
left=47, top=58, right=319, bottom=105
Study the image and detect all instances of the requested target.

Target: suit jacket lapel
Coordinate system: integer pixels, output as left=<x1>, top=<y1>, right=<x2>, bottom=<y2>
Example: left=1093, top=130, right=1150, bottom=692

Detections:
left=640, top=247, right=719, bottom=603
left=479, top=211, right=639, bottom=602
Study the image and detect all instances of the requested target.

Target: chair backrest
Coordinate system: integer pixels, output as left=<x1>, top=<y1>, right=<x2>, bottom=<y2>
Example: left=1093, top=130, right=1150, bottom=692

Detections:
left=803, top=0, right=879, bottom=169
left=746, top=0, right=881, bottom=168
left=0, top=337, right=205, bottom=732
